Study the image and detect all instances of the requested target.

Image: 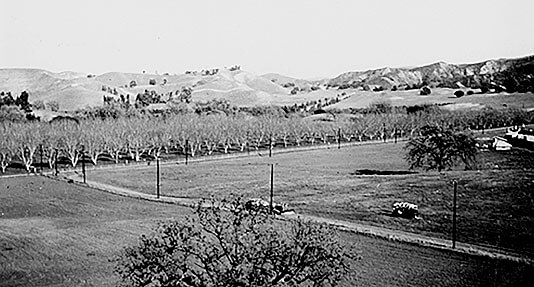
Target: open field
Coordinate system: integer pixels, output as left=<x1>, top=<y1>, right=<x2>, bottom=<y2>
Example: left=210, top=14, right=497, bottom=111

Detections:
left=328, top=89, right=534, bottom=110
left=1, top=176, right=533, bottom=286
left=88, top=142, right=534, bottom=255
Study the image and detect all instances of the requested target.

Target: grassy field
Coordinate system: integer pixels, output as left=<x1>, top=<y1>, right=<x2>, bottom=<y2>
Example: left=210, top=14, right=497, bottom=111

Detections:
left=328, top=89, right=534, bottom=110
left=88, top=142, right=534, bottom=255
left=1, top=176, right=533, bottom=286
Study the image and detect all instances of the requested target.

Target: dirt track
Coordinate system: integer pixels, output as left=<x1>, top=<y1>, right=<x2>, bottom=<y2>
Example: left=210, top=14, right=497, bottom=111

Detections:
left=3, top=126, right=531, bottom=266
left=62, top=167, right=533, bottom=266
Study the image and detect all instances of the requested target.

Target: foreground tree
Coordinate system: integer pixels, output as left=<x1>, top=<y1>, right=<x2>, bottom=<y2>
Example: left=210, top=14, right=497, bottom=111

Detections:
left=404, top=125, right=477, bottom=171
left=115, top=197, right=354, bottom=287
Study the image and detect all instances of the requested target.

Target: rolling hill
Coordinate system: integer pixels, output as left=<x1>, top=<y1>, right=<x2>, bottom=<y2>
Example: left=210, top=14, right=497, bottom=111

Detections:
left=327, top=55, right=534, bottom=92
left=0, top=67, right=336, bottom=110
left=0, top=54, right=532, bottom=111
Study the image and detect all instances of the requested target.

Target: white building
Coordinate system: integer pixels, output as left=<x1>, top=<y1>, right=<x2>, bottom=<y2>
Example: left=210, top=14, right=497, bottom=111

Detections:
left=506, top=127, right=534, bottom=143
left=492, top=136, right=512, bottom=151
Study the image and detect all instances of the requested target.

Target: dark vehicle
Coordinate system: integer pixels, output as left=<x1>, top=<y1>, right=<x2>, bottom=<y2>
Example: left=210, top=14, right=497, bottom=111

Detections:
left=245, top=198, right=292, bottom=215
left=391, top=202, right=419, bottom=219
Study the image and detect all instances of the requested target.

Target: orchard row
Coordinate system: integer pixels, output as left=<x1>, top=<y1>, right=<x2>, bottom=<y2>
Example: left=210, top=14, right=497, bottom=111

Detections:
left=0, top=108, right=531, bottom=173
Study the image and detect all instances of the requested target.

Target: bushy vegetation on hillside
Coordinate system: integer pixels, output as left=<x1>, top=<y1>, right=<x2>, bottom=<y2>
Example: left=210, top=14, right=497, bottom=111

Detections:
left=0, top=90, right=31, bottom=112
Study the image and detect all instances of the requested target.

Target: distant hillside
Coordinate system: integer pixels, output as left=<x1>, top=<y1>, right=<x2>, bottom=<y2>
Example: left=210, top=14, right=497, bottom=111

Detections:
left=0, top=69, right=107, bottom=110
left=0, top=68, right=332, bottom=110
left=327, top=55, right=534, bottom=92
left=1, top=55, right=533, bottom=111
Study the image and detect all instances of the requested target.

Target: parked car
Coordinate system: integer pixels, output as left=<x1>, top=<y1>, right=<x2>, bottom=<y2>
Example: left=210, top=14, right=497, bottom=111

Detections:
left=245, top=198, right=292, bottom=215
left=391, top=202, right=419, bottom=219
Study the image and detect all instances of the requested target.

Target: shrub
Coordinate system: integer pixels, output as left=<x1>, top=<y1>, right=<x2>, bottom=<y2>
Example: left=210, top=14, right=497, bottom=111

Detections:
left=372, top=86, right=384, bottom=92
left=368, top=99, right=392, bottom=114
left=419, top=86, right=431, bottom=96
left=33, top=100, right=46, bottom=110
left=115, top=196, right=354, bottom=287
left=466, top=90, right=474, bottom=95
left=454, top=90, right=465, bottom=98
left=47, top=101, right=60, bottom=112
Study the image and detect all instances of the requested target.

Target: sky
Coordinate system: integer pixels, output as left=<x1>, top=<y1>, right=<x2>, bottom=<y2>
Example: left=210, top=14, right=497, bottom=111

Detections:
left=1, top=0, right=533, bottom=79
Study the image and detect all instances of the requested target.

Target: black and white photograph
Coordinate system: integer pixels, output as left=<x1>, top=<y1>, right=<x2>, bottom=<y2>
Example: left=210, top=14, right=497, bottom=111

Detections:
left=1, top=0, right=533, bottom=286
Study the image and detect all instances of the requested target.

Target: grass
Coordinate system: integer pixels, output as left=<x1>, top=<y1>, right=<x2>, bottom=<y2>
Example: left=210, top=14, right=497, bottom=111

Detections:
left=0, top=176, right=189, bottom=286
left=88, top=142, right=534, bottom=255
left=1, top=176, right=533, bottom=286
left=329, top=88, right=534, bottom=110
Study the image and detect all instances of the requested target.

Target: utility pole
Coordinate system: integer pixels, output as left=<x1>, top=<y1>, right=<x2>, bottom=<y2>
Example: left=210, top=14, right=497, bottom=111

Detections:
left=185, top=139, right=189, bottom=165
left=270, top=136, right=274, bottom=157
left=81, top=146, right=86, bottom=184
left=39, top=144, right=43, bottom=173
left=338, top=128, right=341, bottom=149
left=383, top=123, right=387, bottom=143
left=270, top=163, right=274, bottom=215
left=452, top=180, right=458, bottom=248
left=54, top=148, right=59, bottom=176
left=246, top=131, right=250, bottom=155
left=156, top=157, right=160, bottom=199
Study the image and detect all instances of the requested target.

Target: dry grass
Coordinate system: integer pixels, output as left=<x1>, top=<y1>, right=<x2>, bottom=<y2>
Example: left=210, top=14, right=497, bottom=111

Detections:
left=0, top=176, right=190, bottom=286
left=328, top=88, right=534, bottom=110
left=89, top=142, right=534, bottom=255
left=1, top=176, right=533, bottom=286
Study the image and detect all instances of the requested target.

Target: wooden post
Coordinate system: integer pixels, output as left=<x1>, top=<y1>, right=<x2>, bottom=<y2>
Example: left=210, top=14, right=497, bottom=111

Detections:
left=270, top=163, right=274, bottom=215
left=270, top=136, right=273, bottom=157
left=39, top=144, right=43, bottom=173
left=383, top=123, right=386, bottom=143
left=338, top=128, right=341, bottom=149
left=54, top=148, right=58, bottom=176
left=156, top=157, right=160, bottom=198
left=246, top=131, right=250, bottom=155
left=81, top=146, right=86, bottom=184
left=185, top=139, right=189, bottom=165
left=452, top=180, right=458, bottom=248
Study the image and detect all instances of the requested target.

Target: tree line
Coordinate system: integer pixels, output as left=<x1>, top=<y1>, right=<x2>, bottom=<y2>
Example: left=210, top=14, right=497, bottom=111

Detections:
left=1, top=107, right=532, bottom=173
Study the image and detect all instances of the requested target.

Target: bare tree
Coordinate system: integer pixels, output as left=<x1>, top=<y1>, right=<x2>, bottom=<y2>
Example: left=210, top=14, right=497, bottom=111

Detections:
left=115, top=196, right=353, bottom=287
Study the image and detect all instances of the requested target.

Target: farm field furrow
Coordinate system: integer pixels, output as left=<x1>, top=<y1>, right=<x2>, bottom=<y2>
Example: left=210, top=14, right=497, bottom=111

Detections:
left=1, top=176, right=533, bottom=286
left=87, top=142, right=534, bottom=255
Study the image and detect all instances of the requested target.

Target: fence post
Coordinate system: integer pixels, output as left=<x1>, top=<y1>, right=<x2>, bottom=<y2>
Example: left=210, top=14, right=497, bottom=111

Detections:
left=156, top=157, right=160, bottom=199
left=246, top=132, right=250, bottom=155
left=383, top=123, right=386, bottom=143
left=81, top=146, right=86, bottom=184
left=185, top=139, right=189, bottom=165
left=452, top=180, right=458, bottom=248
left=54, top=148, right=59, bottom=176
left=338, top=128, right=341, bottom=149
left=270, top=163, right=274, bottom=215
left=269, top=137, right=272, bottom=158
left=39, top=144, right=43, bottom=173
